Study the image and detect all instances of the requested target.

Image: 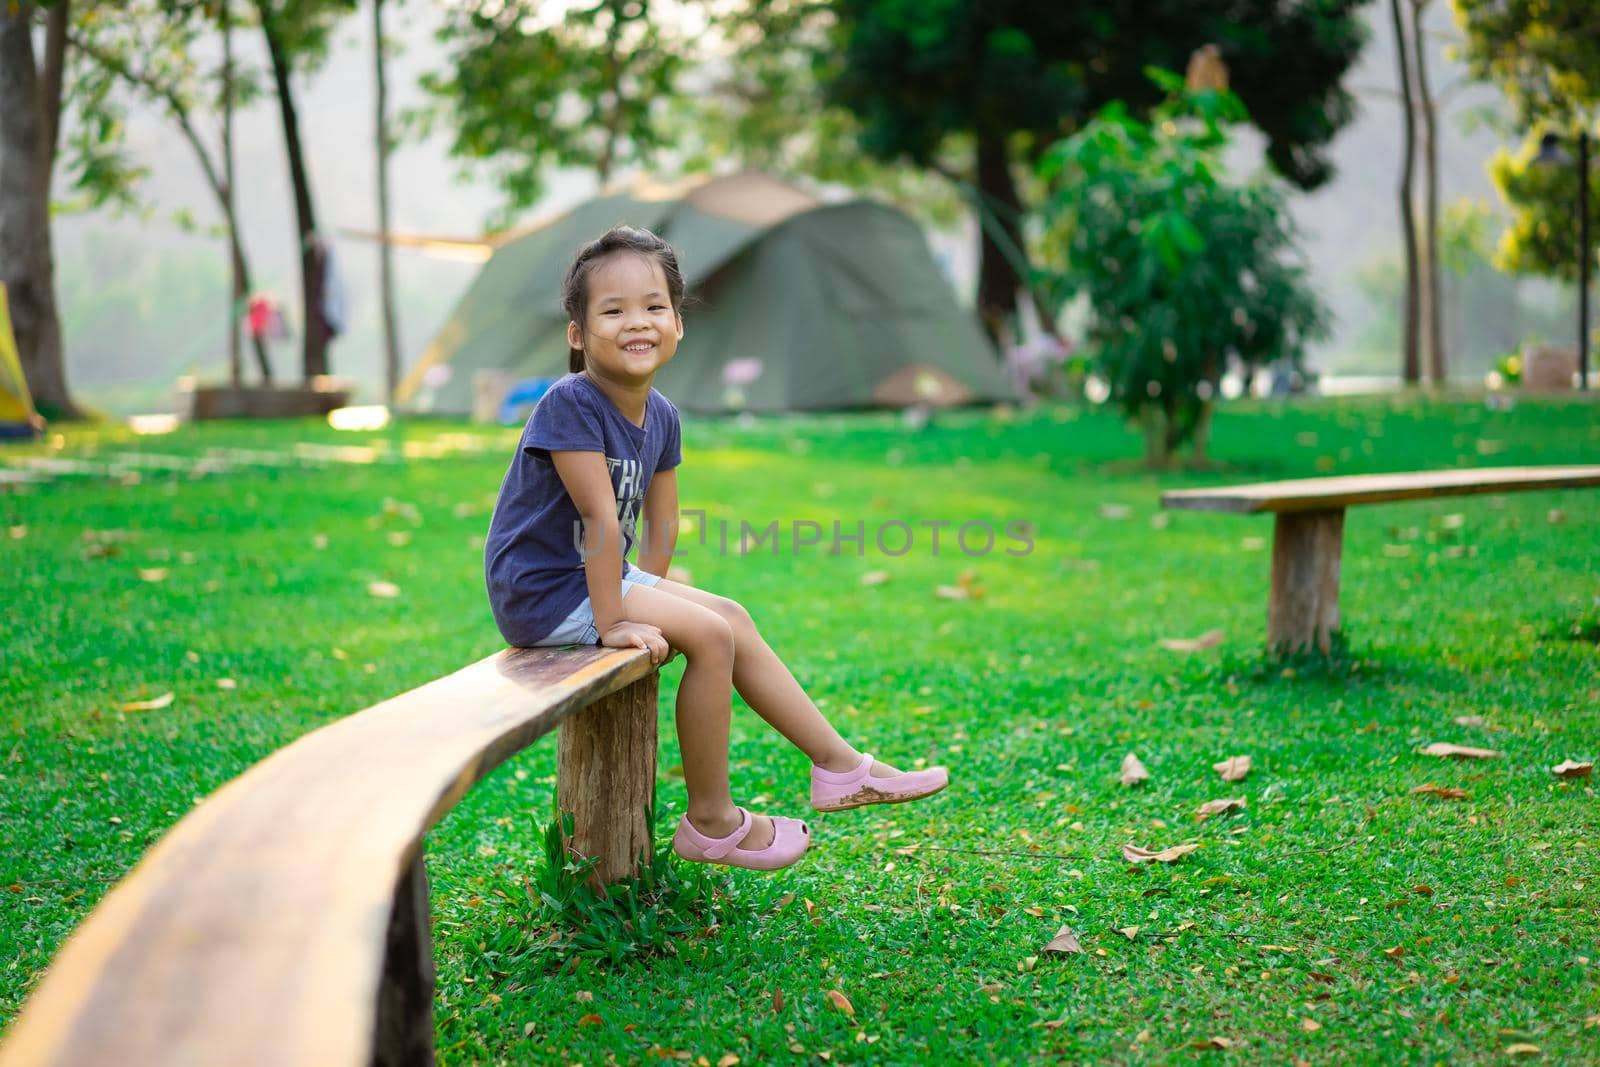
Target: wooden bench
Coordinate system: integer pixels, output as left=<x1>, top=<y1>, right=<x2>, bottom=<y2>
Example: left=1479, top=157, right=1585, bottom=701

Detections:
left=1161, top=465, right=1600, bottom=655
left=0, top=646, right=664, bottom=1067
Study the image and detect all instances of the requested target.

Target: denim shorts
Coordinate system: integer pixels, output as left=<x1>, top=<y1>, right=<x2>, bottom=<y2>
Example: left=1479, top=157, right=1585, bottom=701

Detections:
left=535, top=566, right=664, bottom=646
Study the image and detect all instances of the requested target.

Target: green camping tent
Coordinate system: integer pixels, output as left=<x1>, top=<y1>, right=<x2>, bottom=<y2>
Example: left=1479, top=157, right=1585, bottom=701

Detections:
left=0, top=284, right=42, bottom=439
left=399, top=172, right=1016, bottom=415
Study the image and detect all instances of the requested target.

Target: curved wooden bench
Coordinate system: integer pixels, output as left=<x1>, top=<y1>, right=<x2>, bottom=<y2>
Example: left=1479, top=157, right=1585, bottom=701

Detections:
left=0, top=646, right=663, bottom=1067
left=1162, top=465, right=1600, bottom=654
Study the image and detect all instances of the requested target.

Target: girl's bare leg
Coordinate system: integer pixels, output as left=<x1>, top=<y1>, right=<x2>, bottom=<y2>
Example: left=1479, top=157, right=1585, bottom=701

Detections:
left=620, top=584, right=776, bottom=849
left=649, top=578, right=904, bottom=777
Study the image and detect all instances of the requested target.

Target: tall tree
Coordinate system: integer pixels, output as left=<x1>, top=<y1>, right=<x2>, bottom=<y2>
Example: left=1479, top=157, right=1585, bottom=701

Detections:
left=424, top=0, right=964, bottom=233
left=1388, top=0, right=1422, bottom=384
left=821, top=1, right=1371, bottom=342
left=250, top=0, right=357, bottom=381
left=373, top=0, right=398, bottom=406
left=1456, top=0, right=1599, bottom=294
left=420, top=0, right=685, bottom=224
left=220, top=0, right=247, bottom=384
left=0, top=2, right=79, bottom=418
left=1409, top=0, right=1444, bottom=383
left=665, top=0, right=963, bottom=224
left=65, top=0, right=275, bottom=383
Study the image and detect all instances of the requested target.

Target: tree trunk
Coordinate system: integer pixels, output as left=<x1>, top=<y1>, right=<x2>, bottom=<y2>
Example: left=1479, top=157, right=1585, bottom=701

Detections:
left=1388, top=0, right=1422, bottom=386
left=374, top=0, right=399, bottom=406
left=1191, top=397, right=1214, bottom=466
left=1409, top=0, right=1445, bottom=386
left=1140, top=407, right=1172, bottom=468
left=975, top=130, right=1025, bottom=347
left=258, top=3, right=327, bottom=382
left=0, top=3, right=79, bottom=420
left=220, top=0, right=270, bottom=384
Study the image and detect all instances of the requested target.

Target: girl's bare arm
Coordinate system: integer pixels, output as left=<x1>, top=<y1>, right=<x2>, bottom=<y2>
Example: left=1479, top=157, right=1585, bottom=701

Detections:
left=638, top=468, right=679, bottom=577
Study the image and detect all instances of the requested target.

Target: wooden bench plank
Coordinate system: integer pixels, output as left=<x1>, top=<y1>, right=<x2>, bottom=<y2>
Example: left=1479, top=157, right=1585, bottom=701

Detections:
left=1161, top=465, right=1600, bottom=514
left=0, top=646, right=655, bottom=1067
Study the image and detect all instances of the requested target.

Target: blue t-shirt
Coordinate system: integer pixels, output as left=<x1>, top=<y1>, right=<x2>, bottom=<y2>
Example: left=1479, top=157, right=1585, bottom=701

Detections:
left=485, top=373, right=682, bottom=645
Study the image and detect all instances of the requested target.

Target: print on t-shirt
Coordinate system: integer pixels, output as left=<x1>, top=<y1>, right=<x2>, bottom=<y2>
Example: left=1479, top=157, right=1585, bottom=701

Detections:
left=606, top=455, right=645, bottom=548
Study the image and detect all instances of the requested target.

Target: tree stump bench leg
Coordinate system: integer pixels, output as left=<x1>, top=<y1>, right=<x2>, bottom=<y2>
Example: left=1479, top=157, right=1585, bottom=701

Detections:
left=1268, top=508, right=1345, bottom=656
left=374, top=853, right=436, bottom=1067
left=557, top=673, right=660, bottom=886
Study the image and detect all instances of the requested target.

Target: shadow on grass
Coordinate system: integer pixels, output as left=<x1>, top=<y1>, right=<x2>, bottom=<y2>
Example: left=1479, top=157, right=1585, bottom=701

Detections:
left=1540, top=611, right=1600, bottom=647
left=1211, top=633, right=1414, bottom=693
left=1093, top=455, right=1297, bottom=481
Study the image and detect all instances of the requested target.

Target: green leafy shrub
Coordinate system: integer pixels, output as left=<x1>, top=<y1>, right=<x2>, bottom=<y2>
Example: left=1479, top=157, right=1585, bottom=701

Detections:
left=1033, top=70, right=1328, bottom=465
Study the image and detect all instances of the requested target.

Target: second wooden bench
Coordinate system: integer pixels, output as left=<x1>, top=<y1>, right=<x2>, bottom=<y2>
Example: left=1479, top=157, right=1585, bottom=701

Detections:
left=1161, top=464, right=1600, bottom=655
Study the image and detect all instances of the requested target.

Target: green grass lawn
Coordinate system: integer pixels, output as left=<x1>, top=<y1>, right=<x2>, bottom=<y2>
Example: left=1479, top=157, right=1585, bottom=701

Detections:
left=2, top=394, right=1598, bottom=1064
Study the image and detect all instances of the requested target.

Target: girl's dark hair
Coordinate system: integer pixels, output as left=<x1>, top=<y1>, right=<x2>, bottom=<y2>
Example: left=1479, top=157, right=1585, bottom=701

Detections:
left=562, top=225, right=686, bottom=373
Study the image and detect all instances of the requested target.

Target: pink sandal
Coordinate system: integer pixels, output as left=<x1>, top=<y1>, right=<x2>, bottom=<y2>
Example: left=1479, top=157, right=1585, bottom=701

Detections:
left=811, top=753, right=949, bottom=812
left=672, top=808, right=810, bottom=871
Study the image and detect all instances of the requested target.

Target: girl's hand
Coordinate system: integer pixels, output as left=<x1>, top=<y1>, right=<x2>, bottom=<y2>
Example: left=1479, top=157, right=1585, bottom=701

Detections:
left=600, top=621, right=669, bottom=666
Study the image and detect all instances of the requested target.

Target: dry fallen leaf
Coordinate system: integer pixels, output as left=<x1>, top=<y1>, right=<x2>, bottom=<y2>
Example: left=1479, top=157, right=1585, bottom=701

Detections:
left=367, top=580, right=401, bottom=599
left=1213, top=755, right=1252, bottom=781
left=216, top=678, right=237, bottom=690
left=1505, top=1043, right=1541, bottom=1057
left=934, top=584, right=970, bottom=601
left=137, top=567, right=168, bottom=583
left=1115, top=926, right=1141, bottom=940
left=1159, top=628, right=1224, bottom=652
left=771, top=989, right=785, bottom=1013
left=1420, top=742, right=1500, bottom=760
left=1196, top=798, right=1246, bottom=820
left=120, top=692, right=175, bottom=712
left=1382, top=945, right=1404, bottom=960
left=7, top=525, right=25, bottom=540
left=1099, top=503, right=1132, bottom=520
left=577, top=1013, right=602, bottom=1027
left=1453, top=715, right=1487, bottom=727
left=1122, top=843, right=1200, bottom=865
left=1042, top=925, right=1083, bottom=955
left=824, top=989, right=854, bottom=1017
left=717, top=1055, right=740, bottom=1067
left=1410, top=783, right=1469, bottom=800
left=1301, top=1018, right=1322, bottom=1033
left=1120, top=753, right=1150, bottom=787
left=1551, top=760, right=1593, bottom=780
left=859, top=570, right=891, bottom=587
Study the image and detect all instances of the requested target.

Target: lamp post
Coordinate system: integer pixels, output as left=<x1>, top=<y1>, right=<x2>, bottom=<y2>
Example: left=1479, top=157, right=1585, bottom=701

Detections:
left=1535, top=130, right=1591, bottom=391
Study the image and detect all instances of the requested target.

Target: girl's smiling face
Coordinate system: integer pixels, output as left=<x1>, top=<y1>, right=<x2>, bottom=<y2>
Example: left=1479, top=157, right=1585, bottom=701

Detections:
left=567, top=252, right=683, bottom=386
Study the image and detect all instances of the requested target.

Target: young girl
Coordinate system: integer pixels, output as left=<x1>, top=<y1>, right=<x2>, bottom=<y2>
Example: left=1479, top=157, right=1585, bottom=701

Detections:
left=485, top=225, right=947, bottom=871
